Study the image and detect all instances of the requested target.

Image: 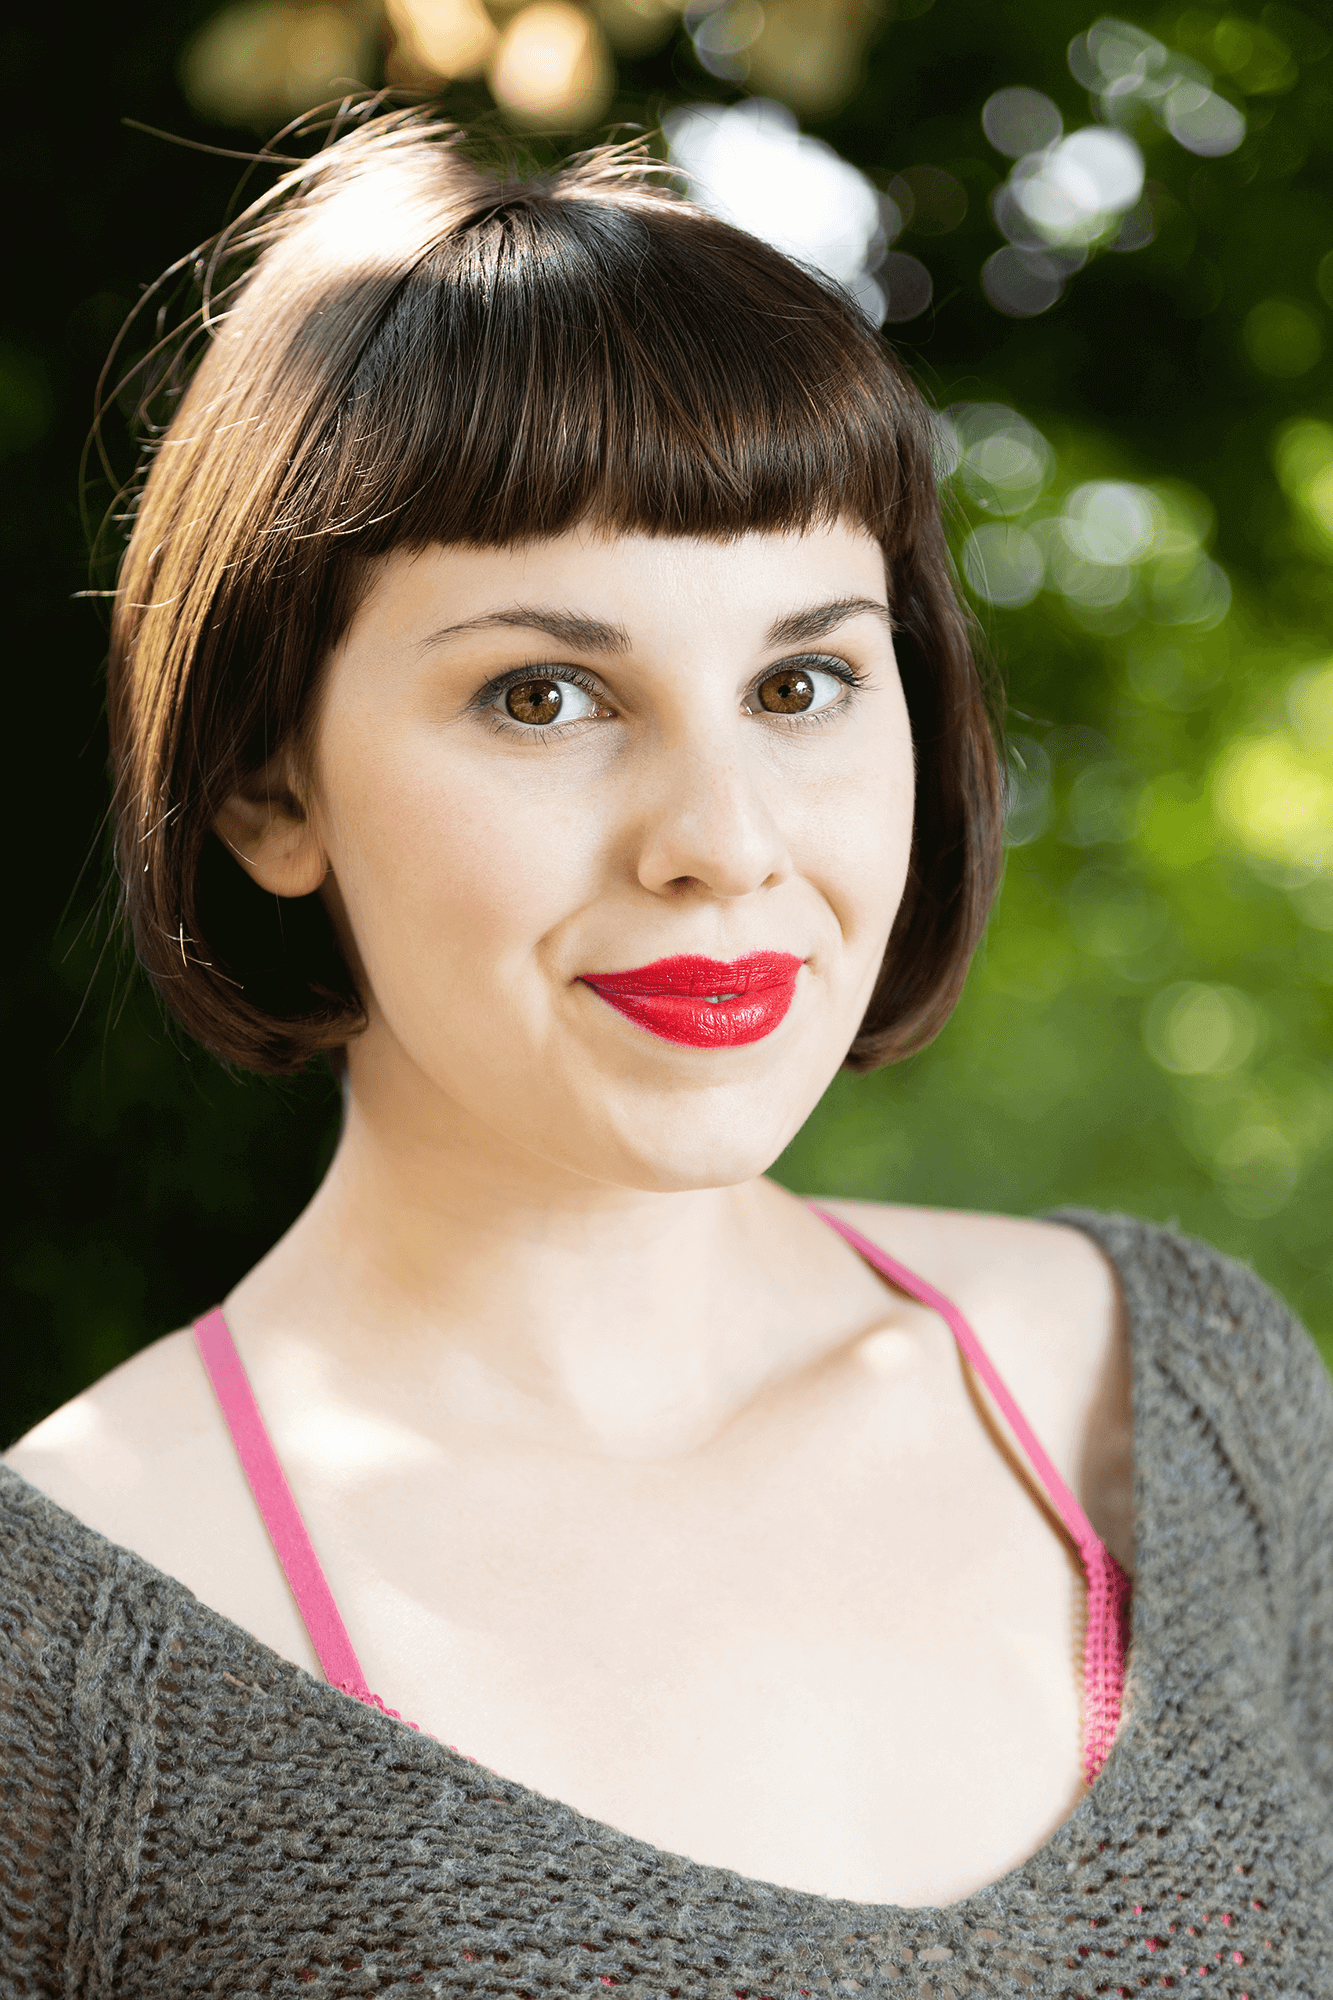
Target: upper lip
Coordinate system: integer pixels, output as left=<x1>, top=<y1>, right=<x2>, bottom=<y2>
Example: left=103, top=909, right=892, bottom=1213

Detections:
left=579, top=952, right=805, bottom=996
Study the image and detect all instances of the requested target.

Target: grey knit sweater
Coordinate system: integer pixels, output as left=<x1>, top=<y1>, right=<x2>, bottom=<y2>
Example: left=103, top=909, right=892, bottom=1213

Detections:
left=3, top=1211, right=1331, bottom=1998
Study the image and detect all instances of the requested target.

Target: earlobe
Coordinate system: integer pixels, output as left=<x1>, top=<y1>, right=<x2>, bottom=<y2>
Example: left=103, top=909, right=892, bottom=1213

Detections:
left=214, top=769, right=328, bottom=899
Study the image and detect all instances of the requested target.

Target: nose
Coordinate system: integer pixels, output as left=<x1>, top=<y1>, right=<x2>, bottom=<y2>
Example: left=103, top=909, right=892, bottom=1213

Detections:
left=633, top=735, right=794, bottom=900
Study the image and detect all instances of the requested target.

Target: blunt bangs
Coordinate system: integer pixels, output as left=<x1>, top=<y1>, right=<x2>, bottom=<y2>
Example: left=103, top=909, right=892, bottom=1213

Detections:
left=107, top=111, right=1002, bottom=1076
left=316, top=195, right=920, bottom=559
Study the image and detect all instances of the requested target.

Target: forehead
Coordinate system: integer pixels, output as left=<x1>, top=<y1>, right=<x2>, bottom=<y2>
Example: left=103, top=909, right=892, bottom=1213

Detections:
left=344, top=519, right=891, bottom=657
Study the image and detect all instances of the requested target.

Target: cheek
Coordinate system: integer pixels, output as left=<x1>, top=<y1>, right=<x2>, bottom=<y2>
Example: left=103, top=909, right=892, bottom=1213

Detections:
left=318, top=723, right=591, bottom=995
left=797, top=713, right=915, bottom=949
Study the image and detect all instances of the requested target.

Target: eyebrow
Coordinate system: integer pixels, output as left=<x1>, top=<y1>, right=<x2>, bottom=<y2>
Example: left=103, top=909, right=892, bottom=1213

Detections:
left=421, top=608, right=630, bottom=654
left=419, top=593, right=892, bottom=657
left=763, top=595, right=892, bottom=647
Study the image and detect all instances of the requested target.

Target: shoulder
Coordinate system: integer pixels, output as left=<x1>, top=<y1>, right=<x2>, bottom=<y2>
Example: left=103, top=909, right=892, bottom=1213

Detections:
left=1, top=1444, right=122, bottom=1703
left=2, top=1336, right=213, bottom=1629
left=809, top=1196, right=1135, bottom=1561
left=1057, top=1210, right=1333, bottom=1491
left=821, top=1196, right=1324, bottom=1403
left=4, top=1325, right=208, bottom=1516
left=3, top=1324, right=253, bottom=1589
left=0, top=1457, right=106, bottom=1604
left=1051, top=1207, right=1328, bottom=1394
left=809, top=1196, right=1123, bottom=1415
left=809, top=1197, right=1330, bottom=1559
left=813, top=1198, right=1118, bottom=1309
left=5, top=1326, right=323, bottom=1674
left=0, top=1461, right=96, bottom=1901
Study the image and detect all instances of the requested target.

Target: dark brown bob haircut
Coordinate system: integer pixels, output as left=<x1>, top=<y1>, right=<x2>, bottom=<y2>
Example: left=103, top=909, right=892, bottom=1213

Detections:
left=108, top=105, right=1002, bottom=1077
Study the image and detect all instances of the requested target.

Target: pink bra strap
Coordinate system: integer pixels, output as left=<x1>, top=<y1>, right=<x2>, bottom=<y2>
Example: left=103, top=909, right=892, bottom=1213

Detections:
left=193, top=1309, right=373, bottom=1705
left=808, top=1207, right=1098, bottom=1549
left=807, top=1205, right=1130, bottom=1784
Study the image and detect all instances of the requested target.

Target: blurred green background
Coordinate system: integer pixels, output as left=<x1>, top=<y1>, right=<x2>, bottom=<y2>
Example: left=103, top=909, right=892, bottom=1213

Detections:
left=4, top=0, right=1331, bottom=1447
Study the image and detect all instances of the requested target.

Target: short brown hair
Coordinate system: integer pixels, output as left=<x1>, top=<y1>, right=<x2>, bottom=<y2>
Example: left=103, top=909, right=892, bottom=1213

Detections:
left=108, top=106, right=1002, bottom=1076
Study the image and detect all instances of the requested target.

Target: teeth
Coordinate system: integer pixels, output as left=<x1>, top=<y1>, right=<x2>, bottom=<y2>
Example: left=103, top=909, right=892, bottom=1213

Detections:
left=703, top=993, right=740, bottom=1004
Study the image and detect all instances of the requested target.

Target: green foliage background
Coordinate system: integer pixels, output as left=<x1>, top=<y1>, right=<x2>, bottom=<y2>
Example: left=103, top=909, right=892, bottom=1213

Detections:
left=3, top=0, right=1330, bottom=1446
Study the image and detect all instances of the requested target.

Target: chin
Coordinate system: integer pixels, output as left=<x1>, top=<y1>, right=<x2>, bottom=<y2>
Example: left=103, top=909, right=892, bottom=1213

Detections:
left=572, top=1093, right=814, bottom=1195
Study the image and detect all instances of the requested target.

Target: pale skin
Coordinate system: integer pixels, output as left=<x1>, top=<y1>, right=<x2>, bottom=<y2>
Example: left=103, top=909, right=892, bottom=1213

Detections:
left=6, top=518, right=1134, bottom=1910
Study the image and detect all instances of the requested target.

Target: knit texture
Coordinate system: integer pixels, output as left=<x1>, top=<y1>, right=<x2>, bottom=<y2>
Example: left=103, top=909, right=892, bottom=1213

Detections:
left=2, top=1212, right=1331, bottom=1998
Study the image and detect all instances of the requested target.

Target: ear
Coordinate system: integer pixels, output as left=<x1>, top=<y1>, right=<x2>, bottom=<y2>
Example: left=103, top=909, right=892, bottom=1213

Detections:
left=213, top=755, right=327, bottom=898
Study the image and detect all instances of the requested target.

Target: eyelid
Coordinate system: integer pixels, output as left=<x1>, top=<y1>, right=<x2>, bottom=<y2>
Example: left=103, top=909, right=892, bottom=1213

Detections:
left=467, top=661, right=614, bottom=716
left=766, top=647, right=866, bottom=674
left=750, top=651, right=869, bottom=695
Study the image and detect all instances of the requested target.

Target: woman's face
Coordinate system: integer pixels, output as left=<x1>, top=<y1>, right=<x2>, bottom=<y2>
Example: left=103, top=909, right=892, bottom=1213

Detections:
left=308, top=518, right=915, bottom=1191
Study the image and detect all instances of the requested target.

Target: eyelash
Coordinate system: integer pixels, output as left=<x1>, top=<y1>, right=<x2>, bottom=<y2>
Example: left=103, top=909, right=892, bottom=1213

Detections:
left=473, top=654, right=870, bottom=743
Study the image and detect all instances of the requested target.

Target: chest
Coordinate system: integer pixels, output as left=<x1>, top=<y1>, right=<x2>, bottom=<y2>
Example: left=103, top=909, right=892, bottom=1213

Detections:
left=164, top=1333, right=1095, bottom=1908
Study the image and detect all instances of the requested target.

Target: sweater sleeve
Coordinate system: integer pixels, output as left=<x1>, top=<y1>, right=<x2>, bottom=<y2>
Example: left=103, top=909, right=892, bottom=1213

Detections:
left=1155, top=1230, right=1333, bottom=1811
left=1276, top=1310, right=1333, bottom=1807
left=0, top=1467, right=88, bottom=1990
left=1163, top=1235, right=1333, bottom=1808
left=1052, top=1210, right=1333, bottom=1814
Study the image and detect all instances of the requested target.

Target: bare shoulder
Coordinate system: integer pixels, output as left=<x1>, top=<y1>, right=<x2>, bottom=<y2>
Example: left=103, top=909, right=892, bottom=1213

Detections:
left=813, top=1198, right=1119, bottom=1316
left=5, top=1323, right=322, bottom=1672
left=814, top=1197, right=1135, bottom=1567
left=3, top=1325, right=243, bottom=1563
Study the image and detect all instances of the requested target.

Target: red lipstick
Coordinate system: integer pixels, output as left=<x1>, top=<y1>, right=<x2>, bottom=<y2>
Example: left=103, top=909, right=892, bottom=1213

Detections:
left=580, top=952, right=804, bottom=1048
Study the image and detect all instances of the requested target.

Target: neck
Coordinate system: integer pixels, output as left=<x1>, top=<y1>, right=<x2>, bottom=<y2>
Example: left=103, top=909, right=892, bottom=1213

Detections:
left=225, top=1059, right=878, bottom=1462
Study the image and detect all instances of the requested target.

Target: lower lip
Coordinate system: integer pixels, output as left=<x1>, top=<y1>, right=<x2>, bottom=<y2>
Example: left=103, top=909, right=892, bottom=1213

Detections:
left=580, top=953, right=804, bottom=1049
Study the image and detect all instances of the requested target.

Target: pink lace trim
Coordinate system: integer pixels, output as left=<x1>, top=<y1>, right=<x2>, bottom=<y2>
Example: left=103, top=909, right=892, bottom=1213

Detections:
left=335, top=1680, right=421, bottom=1731
left=1082, top=1539, right=1132, bottom=1784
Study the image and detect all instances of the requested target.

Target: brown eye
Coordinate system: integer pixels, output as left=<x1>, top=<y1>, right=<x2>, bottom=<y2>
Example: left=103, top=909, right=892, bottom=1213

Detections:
left=758, top=669, right=815, bottom=714
left=506, top=679, right=564, bottom=725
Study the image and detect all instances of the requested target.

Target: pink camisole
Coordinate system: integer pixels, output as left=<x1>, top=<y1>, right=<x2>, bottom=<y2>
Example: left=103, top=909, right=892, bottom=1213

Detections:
left=192, top=1203, right=1131, bottom=1786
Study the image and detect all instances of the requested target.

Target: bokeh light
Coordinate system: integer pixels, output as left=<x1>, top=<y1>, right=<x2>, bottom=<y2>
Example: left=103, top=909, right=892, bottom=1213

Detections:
left=986, top=123, right=1144, bottom=317
left=947, top=403, right=1055, bottom=515
left=180, top=0, right=376, bottom=122
left=687, top=0, right=764, bottom=81
left=1213, top=666, right=1333, bottom=876
left=1010, top=127, right=1144, bottom=243
left=666, top=98, right=889, bottom=322
left=385, top=0, right=495, bottom=81
left=982, top=85, right=1063, bottom=159
left=1062, top=481, right=1158, bottom=565
left=981, top=96, right=1150, bottom=314
left=941, top=405, right=1237, bottom=641
left=981, top=245, right=1067, bottom=318
left=978, top=11, right=1262, bottom=317
left=1275, top=421, right=1333, bottom=551
left=675, top=0, right=878, bottom=111
left=1243, top=298, right=1326, bottom=378
left=741, top=0, right=879, bottom=116
left=1143, top=982, right=1262, bottom=1076
left=1290, top=663, right=1333, bottom=750
left=1004, top=736, right=1053, bottom=845
left=963, top=523, right=1045, bottom=607
left=488, top=1, right=612, bottom=124
left=876, top=252, right=933, bottom=324
left=1161, top=77, right=1247, bottom=155
left=1067, top=14, right=1248, bottom=157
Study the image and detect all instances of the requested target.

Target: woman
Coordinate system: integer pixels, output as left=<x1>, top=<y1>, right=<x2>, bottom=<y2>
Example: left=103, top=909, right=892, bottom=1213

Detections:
left=3, top=108, right=1329, bottom=1995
